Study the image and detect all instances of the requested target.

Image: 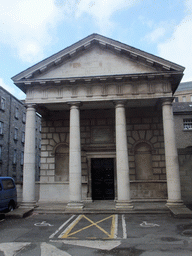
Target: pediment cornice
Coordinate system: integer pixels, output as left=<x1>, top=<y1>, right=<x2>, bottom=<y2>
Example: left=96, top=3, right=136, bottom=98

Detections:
left=14, top=71, right=183, bottom=94
left=12, top=33, right=185, bottom=93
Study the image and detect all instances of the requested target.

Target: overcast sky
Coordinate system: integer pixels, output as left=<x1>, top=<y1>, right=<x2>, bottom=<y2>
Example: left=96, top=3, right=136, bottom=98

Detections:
left=0, top=0, right=191, bottom=99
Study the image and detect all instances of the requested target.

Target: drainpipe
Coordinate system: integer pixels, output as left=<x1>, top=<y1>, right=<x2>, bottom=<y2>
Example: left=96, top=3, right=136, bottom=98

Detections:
left=7, top=94, right=12, bottom=176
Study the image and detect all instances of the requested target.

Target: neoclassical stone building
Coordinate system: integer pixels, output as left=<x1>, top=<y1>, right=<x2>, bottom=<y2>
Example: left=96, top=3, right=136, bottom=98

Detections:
left=12, top=34, right=185, bottom=210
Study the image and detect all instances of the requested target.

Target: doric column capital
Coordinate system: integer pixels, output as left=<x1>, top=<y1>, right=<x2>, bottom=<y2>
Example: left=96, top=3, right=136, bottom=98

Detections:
left=67, top=102, right=82, bottom=109
left=161, top=97, right=174, bottom=107
left=113, top=100, right=127, bottom=108
left=25, top=104, right=36, bottom=110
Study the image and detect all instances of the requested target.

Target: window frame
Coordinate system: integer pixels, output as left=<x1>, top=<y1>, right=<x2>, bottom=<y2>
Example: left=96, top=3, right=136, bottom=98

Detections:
left=13, top=149, right=17, bottom=165
left=0, top=145, right=2, bottom=162
left=183, top=118, right=192, bottom=130
left=22, top=112, right=26, bottom=123
left=21, top=151, right=24, bottom=166
left=0, top=121, right=3, bottom=135
left=15, top=107, right=19, bottom=119
left=0, top=97, right=6, bottom=110
left=21, top=131, right=25, bottom=143
left=14, top=128, right=18, bottom=141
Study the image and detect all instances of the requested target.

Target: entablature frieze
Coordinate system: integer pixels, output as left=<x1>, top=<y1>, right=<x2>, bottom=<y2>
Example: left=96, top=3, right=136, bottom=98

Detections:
left=25, top=79, right=173, bottom=104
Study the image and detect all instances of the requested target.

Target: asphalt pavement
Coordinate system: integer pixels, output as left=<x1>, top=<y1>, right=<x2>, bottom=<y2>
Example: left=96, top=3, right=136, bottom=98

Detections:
left=0, top=213, right=192, bottom=255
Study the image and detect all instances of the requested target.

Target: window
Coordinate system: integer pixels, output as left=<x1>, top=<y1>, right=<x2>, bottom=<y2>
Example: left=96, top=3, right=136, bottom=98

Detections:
left=2, top=179, right=15, bottom=190
left=175, top=97, right=178, bottom=102
left=21, top=151, right=24, bottom=165
left=21, top=131, right=25, bottom=143
left=183, top=119, right=192, bottom=130
left=0, top=97, right=5, bottom=110
left=22, top=112, right=26, bottom=123
left=191, top=95, right=192, bottom=102
left=14, top=128, right=18, bottom=140
left=0, top=145, right=2, bottom=161
left=15, top=107, right=19, bottom=119
left=13, top=149, right=17, bottom=164
left=0, top=121, right=3, bottom=135
left=182, top=96, right=186, bottom=102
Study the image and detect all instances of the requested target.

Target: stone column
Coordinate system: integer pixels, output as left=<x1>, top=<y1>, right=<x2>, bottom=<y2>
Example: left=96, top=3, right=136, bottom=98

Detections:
left=162, top=98, right=183, bottom=206
left=21, top=104, right=36, bottom=207
left=115, top=101, right=133, bottom=209
left=67, top=102, right=84, bottom=209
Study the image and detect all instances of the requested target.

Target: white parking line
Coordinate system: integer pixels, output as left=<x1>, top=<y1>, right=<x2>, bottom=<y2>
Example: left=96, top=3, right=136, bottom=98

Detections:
left=122, top=214, right=127, bottom=239
left=49, top=215, right=76, bottom=239
left=114, top=214, right=118, bottom=239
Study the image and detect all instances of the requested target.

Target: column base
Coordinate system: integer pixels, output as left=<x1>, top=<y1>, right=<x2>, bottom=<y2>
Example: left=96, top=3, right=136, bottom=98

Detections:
left=66, top=201, right=84, bottom=210
left=166, top=199, right=184, bottom=207
left=115, top=200, right=134, bottom=209
left=85, top=198, right=93, bottom=203
left=19, top=201, right=37, bottom=208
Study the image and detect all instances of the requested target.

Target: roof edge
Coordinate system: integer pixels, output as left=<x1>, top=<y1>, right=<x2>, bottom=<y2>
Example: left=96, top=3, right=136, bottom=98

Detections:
left=12, top=33, right=185, bottom=82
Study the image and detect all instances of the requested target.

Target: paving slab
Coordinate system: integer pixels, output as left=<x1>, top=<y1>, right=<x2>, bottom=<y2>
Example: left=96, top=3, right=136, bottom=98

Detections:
left=168, top=205, right=192, bottom=218
left=4, top=202, right=192, bottom=218
left=5, top=207, right=34, bottom=218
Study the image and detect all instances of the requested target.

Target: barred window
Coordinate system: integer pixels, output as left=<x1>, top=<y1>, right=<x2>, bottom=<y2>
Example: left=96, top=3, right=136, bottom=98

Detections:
left=183, top=119, right=192, bottom=130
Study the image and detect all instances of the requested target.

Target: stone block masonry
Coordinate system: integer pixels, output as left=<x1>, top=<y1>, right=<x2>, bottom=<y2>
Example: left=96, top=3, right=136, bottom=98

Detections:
left=40, top=106, right=167, bottom=201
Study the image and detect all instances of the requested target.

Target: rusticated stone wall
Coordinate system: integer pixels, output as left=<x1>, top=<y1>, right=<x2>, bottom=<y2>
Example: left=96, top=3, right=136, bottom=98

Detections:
left=40, top=106, right=167, bottom=202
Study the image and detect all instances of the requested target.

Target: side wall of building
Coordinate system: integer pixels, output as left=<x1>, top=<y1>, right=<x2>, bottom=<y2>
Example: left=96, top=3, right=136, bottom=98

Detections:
left=173, top=103, right=192, bottom=203
left=178, top=149, right=192, bottom=204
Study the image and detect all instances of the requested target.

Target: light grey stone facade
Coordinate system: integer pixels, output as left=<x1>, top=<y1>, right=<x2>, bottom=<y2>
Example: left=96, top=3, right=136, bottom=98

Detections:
left=12, top=34, right=185, bottom=209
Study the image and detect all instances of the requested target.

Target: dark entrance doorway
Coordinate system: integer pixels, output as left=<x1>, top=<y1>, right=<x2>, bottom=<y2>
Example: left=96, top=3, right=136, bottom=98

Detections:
left=91, top=158, right=114, bottom=200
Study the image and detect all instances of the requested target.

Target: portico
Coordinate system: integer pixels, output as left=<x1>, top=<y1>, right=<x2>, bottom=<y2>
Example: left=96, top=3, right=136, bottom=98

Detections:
left=12, top=34, right=185, bottom=210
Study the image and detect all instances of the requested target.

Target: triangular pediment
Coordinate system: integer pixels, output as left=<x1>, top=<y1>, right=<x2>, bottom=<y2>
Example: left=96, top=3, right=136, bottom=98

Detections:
left=12, top=33, right=185, bottom=93
left=37, top=45, right=157, bottom=80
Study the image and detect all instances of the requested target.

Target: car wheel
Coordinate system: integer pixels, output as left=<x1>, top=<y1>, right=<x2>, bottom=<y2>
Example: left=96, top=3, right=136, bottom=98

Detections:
left=8, top=202, right=14, bottom=212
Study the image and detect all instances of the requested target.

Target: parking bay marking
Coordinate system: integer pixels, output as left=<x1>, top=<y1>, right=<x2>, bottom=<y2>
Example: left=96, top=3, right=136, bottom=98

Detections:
left=50, top=214, right=128, bottom=240
left=49, top=215, right=76, bottom=239
left=59, top=214, right=118, bottom=239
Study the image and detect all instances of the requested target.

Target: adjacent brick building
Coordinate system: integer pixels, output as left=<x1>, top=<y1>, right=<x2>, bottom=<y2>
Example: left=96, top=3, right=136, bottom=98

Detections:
left=0, top=86, right=41, bottom=201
